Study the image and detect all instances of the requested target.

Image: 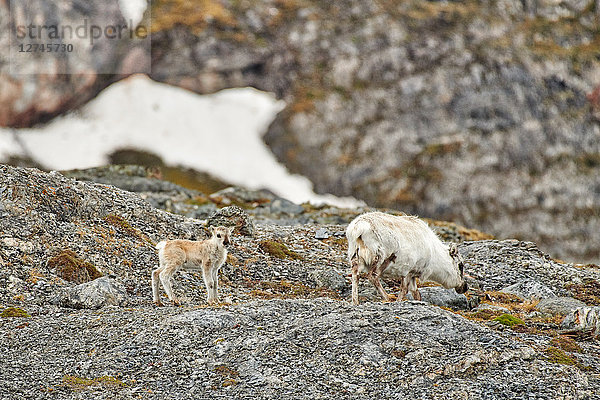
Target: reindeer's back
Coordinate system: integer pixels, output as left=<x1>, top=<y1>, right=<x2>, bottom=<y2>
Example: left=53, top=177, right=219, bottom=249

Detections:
left=351, top=212, right=442, bottom=277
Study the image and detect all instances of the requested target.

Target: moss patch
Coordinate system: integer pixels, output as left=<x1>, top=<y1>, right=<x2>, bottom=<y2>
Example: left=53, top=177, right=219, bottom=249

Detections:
left=460, top=308, right=505, bottom=322
left=258, top=240, right=302, bottom=260
left=0, top=307, right=31, bottom=318
left=47, top=250, right=102, bottom=284
left=62, top=375, right=126, bottom=390
left=566, top=278, right=600, bottom=305
left=493, top=314, right=525, bottom=327
left=151, top=0, right=238, bottom=34
left=543, top=347, right=577, bottom=366
left=550, top=336, right=583, bottom=353
left=104, top=214, right=155, bottom=246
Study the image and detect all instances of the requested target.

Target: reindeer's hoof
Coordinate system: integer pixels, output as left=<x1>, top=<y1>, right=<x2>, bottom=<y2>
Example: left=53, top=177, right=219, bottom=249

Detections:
left=386, top=294, right=398, bottom=302
left=171, top=299, right=182, bottom=306
left=154, top=300, right=164, bottom=307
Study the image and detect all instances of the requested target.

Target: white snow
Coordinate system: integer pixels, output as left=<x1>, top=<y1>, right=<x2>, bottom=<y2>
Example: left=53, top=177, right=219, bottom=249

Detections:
left=118, top=0, right=147, bottom=27
left=0, top=74, right=363, bottom=208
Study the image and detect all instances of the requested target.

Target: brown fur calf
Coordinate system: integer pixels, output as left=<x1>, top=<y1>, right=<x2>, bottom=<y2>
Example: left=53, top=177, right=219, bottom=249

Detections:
left=152, top=226, right=232, bottom=306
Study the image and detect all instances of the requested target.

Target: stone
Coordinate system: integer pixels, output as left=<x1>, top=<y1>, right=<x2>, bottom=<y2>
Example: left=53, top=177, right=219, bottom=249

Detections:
left=310, top=268, right=346, bottom=291
left=55, top=277, right=127, bottom=309
left=561, top=307, right=600, bottom=337
left=536, top=297, right=587, bottom=316
left=314, top=228, right=330, bottom=240
left=500, top=280, right=557, bottom=300
left=206, top=205, right=255, bottom=237
left=408, top=286, right=470, bottom=310
left=269, top=198, right=304, bottom=216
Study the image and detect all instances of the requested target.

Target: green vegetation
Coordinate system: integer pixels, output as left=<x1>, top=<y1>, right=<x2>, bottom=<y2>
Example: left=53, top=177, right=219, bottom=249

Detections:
left=493, top=313, right=525, bottom=327
left=150, top=0, right=237, bottom=34
left=461, top=308, right=505, bottom=322
left=47, top=250, right=102, bottom=283
left=543, top=347, right=577, bottom=366
left=566, top=278, right=600, bottom=305
left=62, top=375, right=126, bottom=390
left=0, top=307, right=31, bottom=318
left=259, top=240, right=303, bottom=260
left=104, top=214, right=155, bottom=246
left=550, top=336, right=583, bottom=353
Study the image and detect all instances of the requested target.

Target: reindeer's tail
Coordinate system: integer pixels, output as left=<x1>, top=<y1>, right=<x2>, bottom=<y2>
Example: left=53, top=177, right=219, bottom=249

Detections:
left=346, top=219, right=377, bottom=266
left=156, top=241, right=167, bottom=251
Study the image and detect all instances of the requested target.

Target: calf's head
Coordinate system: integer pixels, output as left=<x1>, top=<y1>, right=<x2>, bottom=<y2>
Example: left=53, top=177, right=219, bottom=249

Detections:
left=212, top=226, right=233, bottom=245
left=449, top=243, right=468, bottom=294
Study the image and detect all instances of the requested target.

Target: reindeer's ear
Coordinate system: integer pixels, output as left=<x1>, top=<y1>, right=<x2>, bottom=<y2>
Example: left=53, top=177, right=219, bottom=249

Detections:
left=449, top=243, right=458, bottom=257
left=228, top=226, right=234, bottom=235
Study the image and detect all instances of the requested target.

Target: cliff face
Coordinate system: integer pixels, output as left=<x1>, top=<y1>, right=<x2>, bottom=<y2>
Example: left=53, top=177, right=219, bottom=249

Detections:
left=0, top=0, right=147, bottom=127
left=2, top=0, right=599, bottom=261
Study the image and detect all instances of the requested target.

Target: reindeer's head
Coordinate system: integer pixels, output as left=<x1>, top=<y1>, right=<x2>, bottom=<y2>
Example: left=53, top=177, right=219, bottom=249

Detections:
left=449, top=243, right=468, bottom=294
left=212, top=226, right=233, bottom=246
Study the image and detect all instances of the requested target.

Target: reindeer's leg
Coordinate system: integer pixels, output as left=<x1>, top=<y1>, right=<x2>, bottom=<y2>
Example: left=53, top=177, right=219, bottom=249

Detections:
left=397, top=276, right=409, bottom=301
left=152, top=264, right=164, bottom=306
left=202, top=260, right=217, bottom=305
left=408, top=275, right=421, bottom=301
left=159, top=263, right=180, bottom=305
left=367, top=255, right=392, bottom=302
left=351, top=255, right=360, bottom=305
left=374, top=254, right=396, bottom=278
left=210, top=261, right=220, bottom=303
left=368, top=254, right=398, bottom=302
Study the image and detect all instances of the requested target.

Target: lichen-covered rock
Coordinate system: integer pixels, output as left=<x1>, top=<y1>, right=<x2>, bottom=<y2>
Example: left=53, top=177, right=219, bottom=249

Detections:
left=54, top=276, right=127, bottom=309
left=0, top=299, right=596, bottom=399
left=310, top=268, right=347, bottom=292
left=561, top=307, right=600, bottom=338
left=536, top=297, right=587, bottom=316
left=500, top=280, right=557, bottom=300
left=408, top=286, right=470, bottom=310
left=206, top=205, right=255, bottom=237
left=459, top=240, right=600, bottom=295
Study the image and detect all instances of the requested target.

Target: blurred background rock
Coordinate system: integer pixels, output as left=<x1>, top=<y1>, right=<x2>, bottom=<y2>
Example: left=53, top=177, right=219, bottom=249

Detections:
left=1, top=0, right=599, bottom=263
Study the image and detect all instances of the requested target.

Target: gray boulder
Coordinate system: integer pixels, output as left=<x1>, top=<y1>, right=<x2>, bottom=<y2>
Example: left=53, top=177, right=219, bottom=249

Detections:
left=561, top=307, right=600, bottom=337
left=310, top=268, right=347, bottom=292
left=206, top=206, right=255, bottom=237
left=55, top=277, right=127, bottom=309
left=536, top=297, right=587, bottom=316
left=500, top=280, right=557, bottom=300
left=269, top=198, right=304, bottom=216
left=408, top=287, right=470, bottom=310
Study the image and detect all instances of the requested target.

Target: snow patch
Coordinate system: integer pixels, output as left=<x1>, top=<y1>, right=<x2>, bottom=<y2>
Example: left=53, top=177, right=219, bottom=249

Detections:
left=0, top=74, right=363, bottom=208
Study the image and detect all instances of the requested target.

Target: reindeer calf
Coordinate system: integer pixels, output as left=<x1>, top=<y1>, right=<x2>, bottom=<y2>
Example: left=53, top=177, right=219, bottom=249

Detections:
left=152, top=226, right=233, bottom=306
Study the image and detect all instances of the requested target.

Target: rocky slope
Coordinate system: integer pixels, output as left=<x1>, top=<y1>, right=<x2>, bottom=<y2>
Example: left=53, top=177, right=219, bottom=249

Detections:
left=1, top=164, right=600, bottom=399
